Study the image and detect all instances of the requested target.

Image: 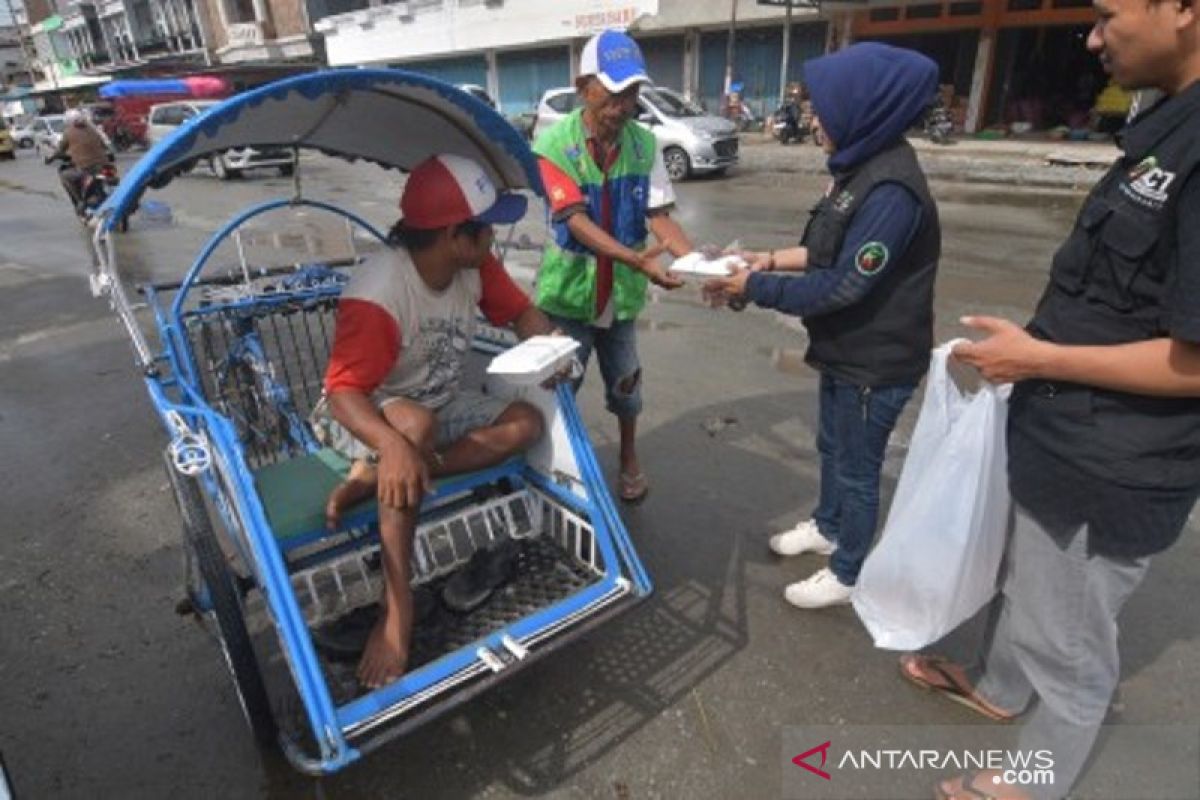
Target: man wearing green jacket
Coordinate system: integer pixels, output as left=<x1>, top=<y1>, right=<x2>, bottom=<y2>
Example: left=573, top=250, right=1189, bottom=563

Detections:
left=534, top=29, right=694, bottom=503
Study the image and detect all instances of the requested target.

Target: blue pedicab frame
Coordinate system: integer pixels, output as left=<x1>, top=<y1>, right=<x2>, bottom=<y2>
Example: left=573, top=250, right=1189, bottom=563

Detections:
left=86, top=69, right=652, bottom=773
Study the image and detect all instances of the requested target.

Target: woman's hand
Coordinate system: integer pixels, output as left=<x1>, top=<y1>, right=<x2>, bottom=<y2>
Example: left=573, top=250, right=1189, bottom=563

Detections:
left=743, top=250, right=775, bottom=273
left=702, top=267, right=752, bottom=308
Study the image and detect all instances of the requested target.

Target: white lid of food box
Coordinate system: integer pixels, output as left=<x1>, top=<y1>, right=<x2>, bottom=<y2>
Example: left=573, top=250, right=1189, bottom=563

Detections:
left=486, top=335, right=581, bottom=384
left=668, top=251, right=747, bottom=277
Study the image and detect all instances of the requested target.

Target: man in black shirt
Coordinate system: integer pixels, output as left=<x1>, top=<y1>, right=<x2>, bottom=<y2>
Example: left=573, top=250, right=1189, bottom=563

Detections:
left=902, top=0, right=1200, bottom=797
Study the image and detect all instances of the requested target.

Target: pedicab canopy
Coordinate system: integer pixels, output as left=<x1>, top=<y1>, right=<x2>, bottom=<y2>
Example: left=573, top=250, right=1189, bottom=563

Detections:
left=99, top=68, right=545, bottom=232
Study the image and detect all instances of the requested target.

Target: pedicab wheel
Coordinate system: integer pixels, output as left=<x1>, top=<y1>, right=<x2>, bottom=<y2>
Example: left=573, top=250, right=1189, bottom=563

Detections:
left=163, top=452, right=278, bottom=748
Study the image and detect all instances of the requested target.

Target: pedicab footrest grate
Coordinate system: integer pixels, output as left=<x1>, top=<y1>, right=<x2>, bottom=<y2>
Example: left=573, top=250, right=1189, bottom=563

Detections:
left=308, top=534, right=597, bottom=705
left=285, top=487, right=605, bottom=705
left=411, top=535, right=595, bottom=665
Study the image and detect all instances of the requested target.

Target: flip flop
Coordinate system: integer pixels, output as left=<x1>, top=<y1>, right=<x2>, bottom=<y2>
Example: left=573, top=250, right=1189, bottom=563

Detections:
left=899, top=654, right=1016, bottom=723
left=934, top=771, right=1031, bottom=800
left=618, top=471, right=649, bottom=504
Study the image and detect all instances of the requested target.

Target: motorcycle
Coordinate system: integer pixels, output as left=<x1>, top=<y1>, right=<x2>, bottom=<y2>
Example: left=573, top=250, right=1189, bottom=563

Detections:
left=924, top=100, right=954, bottom=145
left=47, top=154, right=129, bottom=231
left=770, top=101, right=809, bottom=145
left=110, top=124, right=145, bottom=152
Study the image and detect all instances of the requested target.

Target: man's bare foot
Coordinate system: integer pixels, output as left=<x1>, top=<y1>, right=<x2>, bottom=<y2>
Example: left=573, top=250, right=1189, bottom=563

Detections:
left=356, top=615, right=408, bottom=690
left=325, top=478, right=376, bottom=531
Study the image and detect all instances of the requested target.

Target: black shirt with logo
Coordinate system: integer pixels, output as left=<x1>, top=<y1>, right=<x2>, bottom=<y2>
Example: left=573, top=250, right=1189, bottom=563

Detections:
left=1009, top=80, right=1200, bottom=558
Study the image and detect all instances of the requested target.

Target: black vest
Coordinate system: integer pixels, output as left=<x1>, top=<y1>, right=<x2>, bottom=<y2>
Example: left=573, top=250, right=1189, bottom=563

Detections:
left=800, top=141, right=940, bottom=387
left=1011, top=83, right=1200, bottom=490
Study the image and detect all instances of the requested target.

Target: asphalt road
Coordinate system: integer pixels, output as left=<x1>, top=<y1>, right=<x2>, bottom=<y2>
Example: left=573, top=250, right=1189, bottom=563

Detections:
left=1, top=145, right=1196, bottom=800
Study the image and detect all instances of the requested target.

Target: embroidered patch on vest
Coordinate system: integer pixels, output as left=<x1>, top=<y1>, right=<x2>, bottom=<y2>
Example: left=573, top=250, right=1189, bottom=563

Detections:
left=855, top=242, right=889, bottom=276
left=1128, top=155, right=1157, bottom=181
left=833, top=190, right=854, bottom=213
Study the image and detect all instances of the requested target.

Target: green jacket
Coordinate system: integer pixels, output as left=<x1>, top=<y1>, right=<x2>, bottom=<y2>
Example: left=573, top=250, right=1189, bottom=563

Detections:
left=533, top=109, right=657, bottom=322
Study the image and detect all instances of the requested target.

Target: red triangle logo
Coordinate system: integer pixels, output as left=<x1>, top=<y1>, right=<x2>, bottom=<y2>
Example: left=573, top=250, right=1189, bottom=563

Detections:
left=792, top=740, right=832, bottom=780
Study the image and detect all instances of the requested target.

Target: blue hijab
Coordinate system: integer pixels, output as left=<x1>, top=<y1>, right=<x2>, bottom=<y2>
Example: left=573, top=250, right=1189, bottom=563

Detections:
left=805, top=42, right=940, bottom=174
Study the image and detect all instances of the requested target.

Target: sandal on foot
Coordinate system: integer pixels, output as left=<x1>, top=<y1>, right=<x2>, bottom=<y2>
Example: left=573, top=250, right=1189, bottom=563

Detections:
left=900, top=654, right=1016, bottom=722
left=618, top=471, right=649, bottom=504
left=935, top=771, right=1031, bottom=800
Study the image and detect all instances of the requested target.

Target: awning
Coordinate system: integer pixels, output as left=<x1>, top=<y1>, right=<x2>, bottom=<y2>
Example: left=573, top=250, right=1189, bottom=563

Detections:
left=813, top=0, right=935, bottom=6
left=32, top=14, right=64, bottom=32
left=0, top=86, right=35, bottom=102
left=30, top=74, right=113, bottom=94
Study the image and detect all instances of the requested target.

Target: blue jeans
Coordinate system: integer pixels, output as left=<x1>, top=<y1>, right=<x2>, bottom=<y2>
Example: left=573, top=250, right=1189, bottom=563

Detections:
left=812, top=373, right=915, bottom=586
left=546, top=314, right=643, bottom=419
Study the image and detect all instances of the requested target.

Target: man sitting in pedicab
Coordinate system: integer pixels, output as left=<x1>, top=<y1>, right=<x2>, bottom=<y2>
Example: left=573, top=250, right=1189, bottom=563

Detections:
left=311, top=153, right=557, bottom=689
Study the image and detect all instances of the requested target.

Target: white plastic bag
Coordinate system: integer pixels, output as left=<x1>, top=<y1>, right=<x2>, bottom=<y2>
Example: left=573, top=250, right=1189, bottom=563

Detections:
left=851, top=340, right=1011, bottom=651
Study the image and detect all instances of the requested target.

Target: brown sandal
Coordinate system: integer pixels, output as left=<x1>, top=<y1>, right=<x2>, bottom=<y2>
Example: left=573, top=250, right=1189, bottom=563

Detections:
left=935, top=771, right=1031, bottom=800
left=900, top=654, right=1016, bottom=723
left=618, top=471, right=649, bottom=504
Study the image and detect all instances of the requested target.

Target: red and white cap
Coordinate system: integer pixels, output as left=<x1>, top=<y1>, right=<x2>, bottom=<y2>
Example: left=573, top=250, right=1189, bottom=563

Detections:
left=400, top=153, right=528, bottom=230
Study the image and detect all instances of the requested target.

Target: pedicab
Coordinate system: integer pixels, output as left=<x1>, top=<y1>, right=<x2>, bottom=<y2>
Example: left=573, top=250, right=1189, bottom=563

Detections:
left=86, top=69, right=652, bottom=774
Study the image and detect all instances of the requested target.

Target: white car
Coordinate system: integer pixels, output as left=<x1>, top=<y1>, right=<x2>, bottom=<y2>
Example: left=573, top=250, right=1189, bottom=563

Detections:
left=147, top=100, right=295, bottom=179
left=31, top=115, right=65, bottom=157
left=9, top=118, right=36, bottom=149
left=531, top=85, right=738, bottom=180
left=456, top=83, right=496, bottom=108
left=32, top=114, right=115, bottom=159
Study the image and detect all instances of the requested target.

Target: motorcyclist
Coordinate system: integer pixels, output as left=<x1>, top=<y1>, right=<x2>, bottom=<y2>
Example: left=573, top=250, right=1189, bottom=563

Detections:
left=48, top=109, right=111, bottom=214
left=774, top=82, right=806, bottom=143
left=923, top=85, right=955, bottom=144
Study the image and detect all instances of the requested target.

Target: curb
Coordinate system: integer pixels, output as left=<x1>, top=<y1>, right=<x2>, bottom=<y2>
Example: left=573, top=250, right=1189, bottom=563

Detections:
left=735, top=140, right=1108, bottom=191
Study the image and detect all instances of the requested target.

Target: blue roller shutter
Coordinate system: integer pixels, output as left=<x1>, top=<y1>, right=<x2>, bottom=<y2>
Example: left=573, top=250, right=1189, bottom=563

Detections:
left=699, top=22, right=827, bottom=118
left=395, top=55, right=488, bottom=88
left=636, top=35, right=685, bottom=91
left=497, top=47, right=570, bottom=116
left=784, top=22, right=829, bottom=86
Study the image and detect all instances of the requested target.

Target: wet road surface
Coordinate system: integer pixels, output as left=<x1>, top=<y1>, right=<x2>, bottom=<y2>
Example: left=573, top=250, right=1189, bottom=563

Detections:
left=2, top=148, right=1195, bottom=800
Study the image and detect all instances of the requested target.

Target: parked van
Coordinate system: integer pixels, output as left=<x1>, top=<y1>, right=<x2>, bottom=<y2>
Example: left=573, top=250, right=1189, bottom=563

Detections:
left=532, top=85, right=738, bottom=180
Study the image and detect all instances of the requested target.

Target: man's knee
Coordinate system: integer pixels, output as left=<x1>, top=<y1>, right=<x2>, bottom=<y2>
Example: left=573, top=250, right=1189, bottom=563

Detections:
left=502, top=401, right=545, bottom=446
left=616, top=367, right=641, bottom=397
left=605, top=367, right=643, bottom=417
left=384, top=402, right=437, bottom=450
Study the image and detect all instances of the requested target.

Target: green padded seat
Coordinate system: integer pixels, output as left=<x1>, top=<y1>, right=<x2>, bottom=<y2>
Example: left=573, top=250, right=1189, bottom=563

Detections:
left=253, top=448, right=526, bottom=544
left=253, top=447, right=373, bottom=543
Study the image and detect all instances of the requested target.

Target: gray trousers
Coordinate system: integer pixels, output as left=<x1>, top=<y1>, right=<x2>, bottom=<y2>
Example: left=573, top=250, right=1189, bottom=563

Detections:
left=973, top=502, right=1150, bottom=800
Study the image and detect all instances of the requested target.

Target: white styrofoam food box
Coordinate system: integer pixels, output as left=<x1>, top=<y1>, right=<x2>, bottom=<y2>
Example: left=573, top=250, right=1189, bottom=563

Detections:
left=486, top=335, right=581, bottom=385
left=668, top=252, right=747, bottom=277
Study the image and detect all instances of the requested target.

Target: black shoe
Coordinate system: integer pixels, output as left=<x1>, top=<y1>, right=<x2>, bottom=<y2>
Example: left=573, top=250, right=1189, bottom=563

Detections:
left=310, top=604, right=378, bottom=662
left=442, top=539, right=521, bottom=614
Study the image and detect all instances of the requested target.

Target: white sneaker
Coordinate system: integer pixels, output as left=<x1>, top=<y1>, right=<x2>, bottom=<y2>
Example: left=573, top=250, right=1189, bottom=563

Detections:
left=769, top=519, right=835, bottom=557
left=784, top=568, right=853, bottom=609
